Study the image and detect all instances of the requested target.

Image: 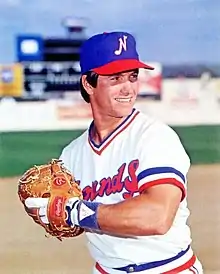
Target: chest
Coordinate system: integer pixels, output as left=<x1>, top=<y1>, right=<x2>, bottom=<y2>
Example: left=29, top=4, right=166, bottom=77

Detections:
left=73, top=143, right=140, bottom=204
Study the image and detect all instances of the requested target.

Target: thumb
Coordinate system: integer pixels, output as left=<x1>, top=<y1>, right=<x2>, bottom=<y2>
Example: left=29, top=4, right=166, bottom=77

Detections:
left=25, top=197, right=49, bottom=208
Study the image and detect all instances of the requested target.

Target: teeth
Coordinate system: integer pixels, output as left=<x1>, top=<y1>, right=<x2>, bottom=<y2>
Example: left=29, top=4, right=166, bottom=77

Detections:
left=115, top=98, right=131, bottom=102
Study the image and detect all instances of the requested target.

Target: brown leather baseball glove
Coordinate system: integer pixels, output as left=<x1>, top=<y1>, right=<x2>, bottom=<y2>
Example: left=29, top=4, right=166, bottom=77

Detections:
left=18, top=159, right=84, bottom=240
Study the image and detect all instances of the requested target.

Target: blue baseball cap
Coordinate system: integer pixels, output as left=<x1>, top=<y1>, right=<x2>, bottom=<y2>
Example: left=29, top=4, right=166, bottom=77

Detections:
left=80, top=31, right=154, bottom=75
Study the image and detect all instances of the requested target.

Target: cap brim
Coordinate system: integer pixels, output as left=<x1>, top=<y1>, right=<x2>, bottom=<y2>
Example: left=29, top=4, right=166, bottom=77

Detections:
left=92, top=59, right=154, bottom=75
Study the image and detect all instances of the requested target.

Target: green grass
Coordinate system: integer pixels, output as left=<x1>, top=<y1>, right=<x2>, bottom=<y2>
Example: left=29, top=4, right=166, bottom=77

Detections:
left=0, top=130, right=84, bottom=177
left=173, top=125, right=220, bottom=164
left=0, top=126, right=220, bottom=177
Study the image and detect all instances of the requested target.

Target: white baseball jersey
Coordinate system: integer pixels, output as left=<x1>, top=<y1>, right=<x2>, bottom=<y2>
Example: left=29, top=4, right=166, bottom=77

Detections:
left=59, top=108, right=193, bottom=269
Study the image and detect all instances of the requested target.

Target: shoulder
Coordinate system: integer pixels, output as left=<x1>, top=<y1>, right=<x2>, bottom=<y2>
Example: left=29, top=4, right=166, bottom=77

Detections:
left=138, top=111, right=182, bottom=144
left=62, top=130, right=88, bottom=153
left=137, top=111, right=190, bottom=161
left=136, top=112, right=191, bottom=176
left=59, top=130, right=88, bottom=162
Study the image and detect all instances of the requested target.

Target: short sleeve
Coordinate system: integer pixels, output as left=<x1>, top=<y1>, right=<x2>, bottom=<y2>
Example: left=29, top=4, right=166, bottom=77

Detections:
left=137, top=123, right=190, bottom=201
left=59, top=145, right=73, bottom=173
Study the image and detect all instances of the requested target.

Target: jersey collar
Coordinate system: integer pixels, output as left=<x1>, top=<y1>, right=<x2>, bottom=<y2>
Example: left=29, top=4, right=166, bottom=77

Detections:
left=88, top=108, right=139, bottom=155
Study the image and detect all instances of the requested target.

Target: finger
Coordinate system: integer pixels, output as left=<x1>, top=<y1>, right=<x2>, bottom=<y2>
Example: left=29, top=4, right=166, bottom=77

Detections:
left=25, top=197, right=49, bottom=208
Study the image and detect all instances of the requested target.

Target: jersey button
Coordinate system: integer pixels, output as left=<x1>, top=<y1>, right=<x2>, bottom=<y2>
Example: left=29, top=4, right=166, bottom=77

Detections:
left=128, top=266, right=135, bottom=272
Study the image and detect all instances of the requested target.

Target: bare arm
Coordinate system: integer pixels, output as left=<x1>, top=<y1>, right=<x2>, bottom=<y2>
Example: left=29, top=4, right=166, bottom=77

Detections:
left=97, top=184, right=182, bottom=236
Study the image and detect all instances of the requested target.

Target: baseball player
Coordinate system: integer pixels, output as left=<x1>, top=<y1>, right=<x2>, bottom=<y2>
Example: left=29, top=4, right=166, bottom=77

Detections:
left=25, top=31, right=203, bottom=273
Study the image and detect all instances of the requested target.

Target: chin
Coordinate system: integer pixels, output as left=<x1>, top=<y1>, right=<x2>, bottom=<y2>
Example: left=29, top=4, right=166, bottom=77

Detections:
left=113, top=105, right=134, bottom=118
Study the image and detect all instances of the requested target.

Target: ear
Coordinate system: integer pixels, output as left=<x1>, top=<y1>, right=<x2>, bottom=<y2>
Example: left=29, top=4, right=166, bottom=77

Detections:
left=81, top=75, right=94, bottom=95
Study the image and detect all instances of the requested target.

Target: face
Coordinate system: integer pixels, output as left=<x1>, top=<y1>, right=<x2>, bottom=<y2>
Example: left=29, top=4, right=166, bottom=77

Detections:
left=89, top=69, right=139, bottom=118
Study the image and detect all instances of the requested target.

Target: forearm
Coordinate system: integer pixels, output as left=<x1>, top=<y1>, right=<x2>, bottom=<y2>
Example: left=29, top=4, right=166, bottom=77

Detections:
left=72, top=194, right=169, bottom=236
left=97, top=194, right=167, bottom=236
left=70, top=185, right=181, bottom=236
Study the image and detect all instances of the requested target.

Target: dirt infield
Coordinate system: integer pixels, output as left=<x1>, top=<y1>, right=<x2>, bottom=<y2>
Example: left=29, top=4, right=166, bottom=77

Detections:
left=1, top=164, right=219, bottom=274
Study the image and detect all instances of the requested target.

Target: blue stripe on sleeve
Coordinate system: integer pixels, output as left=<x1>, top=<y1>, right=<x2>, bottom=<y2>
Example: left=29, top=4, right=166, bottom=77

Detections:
left=137, top=167, right=185, bottom=183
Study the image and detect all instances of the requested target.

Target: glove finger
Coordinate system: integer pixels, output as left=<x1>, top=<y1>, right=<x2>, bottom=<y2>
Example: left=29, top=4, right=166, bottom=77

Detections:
left=40, top=215, right=49, bottom=224
left=25, top=197, right=49, bottom=209
left=39, top=207, right=47, bottom=217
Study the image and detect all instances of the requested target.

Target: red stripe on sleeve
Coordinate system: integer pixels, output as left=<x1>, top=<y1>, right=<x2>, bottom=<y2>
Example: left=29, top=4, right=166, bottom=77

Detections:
left=139, top=178, right=186, bottom=201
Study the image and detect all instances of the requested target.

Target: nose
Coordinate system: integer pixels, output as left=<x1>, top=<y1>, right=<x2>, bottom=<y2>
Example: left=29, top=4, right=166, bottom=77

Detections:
left=120, top=81, right=131, bottom=96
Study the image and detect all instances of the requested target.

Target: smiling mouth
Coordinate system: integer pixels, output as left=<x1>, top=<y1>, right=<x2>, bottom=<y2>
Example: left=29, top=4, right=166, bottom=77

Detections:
left=115, top=98, right=132, bottom=103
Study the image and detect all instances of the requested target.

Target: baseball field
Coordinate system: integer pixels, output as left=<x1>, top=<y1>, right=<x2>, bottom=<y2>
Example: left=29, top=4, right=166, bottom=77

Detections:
left=0, top=127, right=220, bottom=274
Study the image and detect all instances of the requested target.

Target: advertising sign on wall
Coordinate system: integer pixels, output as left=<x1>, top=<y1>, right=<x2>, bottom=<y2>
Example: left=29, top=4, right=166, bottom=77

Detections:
left=138, top=62, right=162, bottom=100
left=0, top=63, right=23, bottom=97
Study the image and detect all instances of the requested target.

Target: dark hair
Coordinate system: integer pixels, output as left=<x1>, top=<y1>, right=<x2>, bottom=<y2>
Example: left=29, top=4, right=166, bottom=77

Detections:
left=80, top=71, right=99, bottom=103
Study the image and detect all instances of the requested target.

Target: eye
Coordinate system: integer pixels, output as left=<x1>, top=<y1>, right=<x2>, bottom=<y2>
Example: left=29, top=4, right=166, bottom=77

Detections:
left=110, top=75, right=120, bottom=81
left=129, top=73, right=138, bottom=82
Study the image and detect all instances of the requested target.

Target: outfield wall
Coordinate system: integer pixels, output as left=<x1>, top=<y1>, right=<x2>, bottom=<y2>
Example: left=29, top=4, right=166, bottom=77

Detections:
left=1, top=77, right=220, bottom=177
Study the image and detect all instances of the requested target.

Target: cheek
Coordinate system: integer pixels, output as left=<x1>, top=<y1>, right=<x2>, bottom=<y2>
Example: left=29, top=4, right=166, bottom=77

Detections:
left=103, top=86, right=119, bottom=99
left=122, top=81, right=139, bottom=97
left=95, top=87, right=115, bottom=105
left=133, top=81, right=139, bottom=94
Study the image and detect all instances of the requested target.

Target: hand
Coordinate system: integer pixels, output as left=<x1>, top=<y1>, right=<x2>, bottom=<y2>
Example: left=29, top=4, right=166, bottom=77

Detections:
left=25, top=197, right=80, bottom=226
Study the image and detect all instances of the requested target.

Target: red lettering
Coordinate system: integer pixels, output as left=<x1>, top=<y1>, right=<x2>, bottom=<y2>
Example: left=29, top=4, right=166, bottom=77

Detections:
left=83, top=186, right=93, bottom=201
left=98, top=178, right=111, bottom=196
left=83, top=181, right=99, bottom=201
left=111, top=164, right=126, bottom=193
left=123, top=160, right=139, bottom=199
left=81, top=160, right=139, bottom=201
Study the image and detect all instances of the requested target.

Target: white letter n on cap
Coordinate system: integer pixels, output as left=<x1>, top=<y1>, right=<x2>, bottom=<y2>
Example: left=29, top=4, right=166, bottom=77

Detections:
left=114, top=35, right=128, bottom=55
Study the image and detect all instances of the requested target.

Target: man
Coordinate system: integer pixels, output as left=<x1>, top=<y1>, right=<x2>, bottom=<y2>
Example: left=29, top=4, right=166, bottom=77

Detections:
left=25, top=31, right=203, bottom=273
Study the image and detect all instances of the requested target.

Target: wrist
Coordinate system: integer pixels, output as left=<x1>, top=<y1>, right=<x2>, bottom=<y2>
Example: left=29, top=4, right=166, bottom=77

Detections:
left=76, top=200, right=101, bottom=230
left=66, top=199, right=101, bottom=230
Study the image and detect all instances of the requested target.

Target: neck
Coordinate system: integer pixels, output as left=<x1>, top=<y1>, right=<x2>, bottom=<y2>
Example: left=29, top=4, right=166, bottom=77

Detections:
left=91, top=110, right=125, bottom=144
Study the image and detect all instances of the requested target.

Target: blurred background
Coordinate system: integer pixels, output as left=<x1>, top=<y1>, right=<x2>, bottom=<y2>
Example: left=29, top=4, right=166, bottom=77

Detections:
left=0, top=0, right=219, bottom=273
